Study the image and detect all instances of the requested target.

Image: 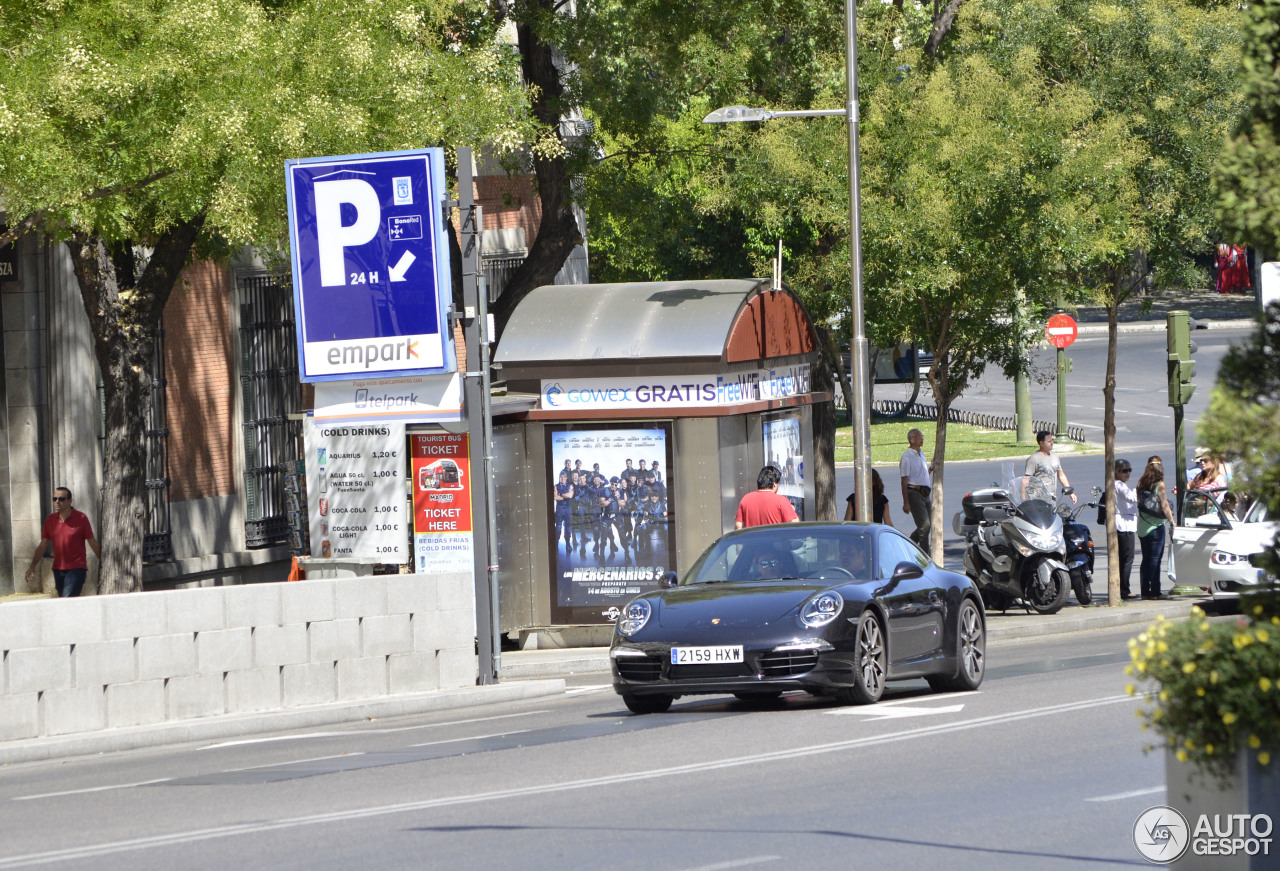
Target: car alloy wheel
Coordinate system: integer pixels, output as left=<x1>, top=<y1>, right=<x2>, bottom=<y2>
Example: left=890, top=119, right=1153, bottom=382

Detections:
left=839, top=613, right=886, bottom=704
left=929, top=598, right=985, bottom=693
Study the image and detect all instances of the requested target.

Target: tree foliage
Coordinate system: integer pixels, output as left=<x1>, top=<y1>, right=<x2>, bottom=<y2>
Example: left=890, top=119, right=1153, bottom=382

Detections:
left=0, top=0, right=535, bottom=592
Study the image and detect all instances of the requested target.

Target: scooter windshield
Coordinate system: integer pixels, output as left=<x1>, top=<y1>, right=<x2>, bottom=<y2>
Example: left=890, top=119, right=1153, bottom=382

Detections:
left=1016, top=499, right=1057, bottom=528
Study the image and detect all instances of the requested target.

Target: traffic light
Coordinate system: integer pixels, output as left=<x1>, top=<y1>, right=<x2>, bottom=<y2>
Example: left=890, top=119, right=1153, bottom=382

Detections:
left=1167, top=310, right=1198, bottom=407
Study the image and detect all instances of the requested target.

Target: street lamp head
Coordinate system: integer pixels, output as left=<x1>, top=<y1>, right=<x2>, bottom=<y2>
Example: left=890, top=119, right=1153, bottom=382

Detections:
left=702, top=105, right=774, bottom=124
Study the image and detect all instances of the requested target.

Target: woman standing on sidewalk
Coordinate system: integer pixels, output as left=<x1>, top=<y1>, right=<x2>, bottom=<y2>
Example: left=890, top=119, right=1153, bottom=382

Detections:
left=1136, top=460, right=1176, bottom=600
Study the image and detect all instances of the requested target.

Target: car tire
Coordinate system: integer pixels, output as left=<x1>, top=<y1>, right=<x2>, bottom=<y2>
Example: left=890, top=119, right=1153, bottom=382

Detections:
left=837, top=612, right=886, bottom=705
left=622, top=693, right=673, bottom=714
left=927, top=598, right=985, bottom=693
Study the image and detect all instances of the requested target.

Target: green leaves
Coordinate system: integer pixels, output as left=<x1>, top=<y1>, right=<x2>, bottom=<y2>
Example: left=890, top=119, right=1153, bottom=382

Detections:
left=0, top=0, right=536, bottom=247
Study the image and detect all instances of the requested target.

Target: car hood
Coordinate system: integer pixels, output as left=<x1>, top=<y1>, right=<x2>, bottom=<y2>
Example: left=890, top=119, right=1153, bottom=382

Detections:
left=651, top=581, right=831, bottom=630
left=1217, top=521, right=1280, bottom=555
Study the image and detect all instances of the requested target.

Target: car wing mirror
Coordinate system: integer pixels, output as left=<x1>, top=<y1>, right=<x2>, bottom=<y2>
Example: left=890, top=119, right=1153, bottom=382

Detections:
left=661, top=571, right=679, bottom=588
left=891, top=561, right=924, bottom=582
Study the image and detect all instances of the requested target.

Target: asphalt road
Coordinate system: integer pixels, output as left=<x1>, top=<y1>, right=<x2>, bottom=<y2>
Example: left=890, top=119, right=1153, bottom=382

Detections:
left=0, top=623, right=1163, bottom=870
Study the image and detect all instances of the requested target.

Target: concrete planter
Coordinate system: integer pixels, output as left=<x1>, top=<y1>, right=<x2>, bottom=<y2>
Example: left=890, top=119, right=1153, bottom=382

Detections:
left=1165, top=746, right=1280, bottom=870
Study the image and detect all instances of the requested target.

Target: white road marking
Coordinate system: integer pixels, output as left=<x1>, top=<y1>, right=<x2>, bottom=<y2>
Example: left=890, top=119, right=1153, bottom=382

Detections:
left=834, top=703, right=966, bottom=720
left=409, top=730, right=530, bottom=748
left=565, top=686, right=611, bottom=696
left=677, top=857, right=780, bottom=871
left=1135, top=412, right=1166, bottom=418
left=200, top=710, right=548, bottom=747
left=1086, top=786, right=1164, bottom=802
left=0, top=694, right=1135, bottom=868
left=13, top=779, right=173, bottom=801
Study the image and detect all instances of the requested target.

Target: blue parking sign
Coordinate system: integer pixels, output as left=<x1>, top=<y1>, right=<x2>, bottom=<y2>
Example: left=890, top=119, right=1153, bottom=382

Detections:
left=285, top=148, right=455, bottom=381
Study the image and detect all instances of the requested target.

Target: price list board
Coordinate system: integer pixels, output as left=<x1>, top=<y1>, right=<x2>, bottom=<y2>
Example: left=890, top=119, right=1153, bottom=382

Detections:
left=305, top=420, right=407, bottom=562
left=411, top=433, right=474, bottom=574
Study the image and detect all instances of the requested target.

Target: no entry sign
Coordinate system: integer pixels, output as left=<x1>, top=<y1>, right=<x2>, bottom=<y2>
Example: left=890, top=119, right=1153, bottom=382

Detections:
left=1045, top=313, right=1078, bottom=349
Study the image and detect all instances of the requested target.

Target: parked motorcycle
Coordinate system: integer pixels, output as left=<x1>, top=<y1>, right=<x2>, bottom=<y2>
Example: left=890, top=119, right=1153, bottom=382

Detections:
left=1060, top=487, right=1104, bottom=606
left=952, top=480, right=1073, bottom=614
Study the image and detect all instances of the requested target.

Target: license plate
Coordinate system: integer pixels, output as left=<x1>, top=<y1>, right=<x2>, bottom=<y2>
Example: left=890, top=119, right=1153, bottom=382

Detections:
left=670, top=645, right=744, bottom=665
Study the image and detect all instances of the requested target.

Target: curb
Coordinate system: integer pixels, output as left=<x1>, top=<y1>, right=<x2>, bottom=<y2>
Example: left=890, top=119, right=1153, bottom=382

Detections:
left=1076, top=318, right=1254, bottom=336
left=496, top=599, right=1195, bottom=681
left=0, top=679, right=565, bottom=767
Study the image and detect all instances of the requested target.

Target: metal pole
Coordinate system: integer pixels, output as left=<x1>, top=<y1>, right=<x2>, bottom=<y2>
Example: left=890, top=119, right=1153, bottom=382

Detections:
left=1055, top=345, right=1068, bottom=440
left=845, top=0, right=873, bottom=521
left=457, top=147, right=500, bottom=683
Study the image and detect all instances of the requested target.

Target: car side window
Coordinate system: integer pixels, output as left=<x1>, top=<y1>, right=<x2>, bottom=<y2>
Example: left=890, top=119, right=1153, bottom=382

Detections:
left=1183, top=492, right=1224, bottom=528
left=876, top=533, right=916, bottom=579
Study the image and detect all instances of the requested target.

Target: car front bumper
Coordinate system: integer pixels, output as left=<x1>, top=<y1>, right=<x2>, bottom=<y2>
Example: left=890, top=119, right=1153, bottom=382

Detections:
left=610, top=640, right=857, bottom=697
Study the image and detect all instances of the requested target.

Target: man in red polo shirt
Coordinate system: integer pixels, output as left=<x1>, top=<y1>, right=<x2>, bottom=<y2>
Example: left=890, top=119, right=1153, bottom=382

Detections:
left=25, top=487, right=100, bottom=597
left=734, top=465, right=801, bottom=529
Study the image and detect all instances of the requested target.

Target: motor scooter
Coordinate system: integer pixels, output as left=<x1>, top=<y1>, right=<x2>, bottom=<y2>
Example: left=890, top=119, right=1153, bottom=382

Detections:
left=1058, top=487, right=1103, bottom=606
left=952, top=479, right=1073, bottom=614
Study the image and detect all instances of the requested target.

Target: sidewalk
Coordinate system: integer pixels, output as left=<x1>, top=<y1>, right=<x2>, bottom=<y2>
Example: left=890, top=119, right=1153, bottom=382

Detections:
left=497, top=594, right=1201, bottom=680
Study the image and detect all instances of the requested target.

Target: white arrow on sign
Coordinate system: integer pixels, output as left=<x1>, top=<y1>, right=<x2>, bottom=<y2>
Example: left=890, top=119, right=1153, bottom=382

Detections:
left=829, top=703, right=966, bottom=719
left=389, top=251, right=416, bottom=282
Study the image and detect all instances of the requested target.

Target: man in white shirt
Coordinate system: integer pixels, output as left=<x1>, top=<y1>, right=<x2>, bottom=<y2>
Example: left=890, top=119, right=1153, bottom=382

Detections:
left=1113, top=459, right=1138, bottom=600
left=899, top=429, right=933, bottom=549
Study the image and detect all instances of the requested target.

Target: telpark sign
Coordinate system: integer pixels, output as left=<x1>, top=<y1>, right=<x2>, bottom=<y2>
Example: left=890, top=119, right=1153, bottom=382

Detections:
left=285, top=148, right=456, bottom=382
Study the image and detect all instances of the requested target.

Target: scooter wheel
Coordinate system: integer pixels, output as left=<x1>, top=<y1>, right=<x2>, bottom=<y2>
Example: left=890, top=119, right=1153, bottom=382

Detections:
left=1071, top=568, right=1093, bottom=606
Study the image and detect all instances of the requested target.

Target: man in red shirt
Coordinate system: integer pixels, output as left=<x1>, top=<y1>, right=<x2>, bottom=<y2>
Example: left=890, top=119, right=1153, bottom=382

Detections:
left=734, top=466, right=801, bottom=529
left=26, top=487, right=100, bottom=597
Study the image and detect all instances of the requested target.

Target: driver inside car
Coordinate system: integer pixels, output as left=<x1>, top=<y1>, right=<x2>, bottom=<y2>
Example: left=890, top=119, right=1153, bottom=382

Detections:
left=744, top=548, right=797, bottom=580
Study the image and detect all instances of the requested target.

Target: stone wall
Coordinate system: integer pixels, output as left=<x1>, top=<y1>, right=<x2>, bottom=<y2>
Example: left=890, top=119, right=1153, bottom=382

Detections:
left=0, top=573, right=476, bottom=741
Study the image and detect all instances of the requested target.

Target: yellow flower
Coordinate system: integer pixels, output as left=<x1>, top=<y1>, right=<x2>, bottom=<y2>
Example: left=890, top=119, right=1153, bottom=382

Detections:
left=1157, top=641, right=1168, bottom=653
left=1158, top=690, right=1169, bottom=702
left=1261, top=752, right=1272, bottom=766
left=1176, top=749, right=1189, bottom=763
left=1207, top=744, right=1215, bottom=755
left=1250, top=735, right=1262, bottom=749
left=1262, top=677, right=1273, bottom=692
left=1223, top=712, right=1238, bottom=725
left=1210, top=670, right=1220, bottom=685
left=1126, top=684, right=1136, bottom=696
left=1183, top=661, right=1197, bottom=674
left=1257, top=629, right=1270, bottom=643
left=1197, top=688, right=1206, bottom=696
left=1185, top=739, right=1196, bottom=750
left=1191, top=606, right=1204, bottom=617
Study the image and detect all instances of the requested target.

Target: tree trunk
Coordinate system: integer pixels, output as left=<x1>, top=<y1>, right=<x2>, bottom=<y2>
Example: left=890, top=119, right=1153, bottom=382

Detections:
left=1104, top=277, right=1121, bottom=606
left=491, top=0, right=584, bottom=338
left=811, top=328, right=839, bottom=520
left=925, top=0, right=967, bottom=56
left=65, top=218, right=203, bottom=593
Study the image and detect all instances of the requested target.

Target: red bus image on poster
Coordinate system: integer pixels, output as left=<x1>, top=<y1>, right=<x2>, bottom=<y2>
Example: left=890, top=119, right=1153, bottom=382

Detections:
left=411, top=433, right=474, bottom=574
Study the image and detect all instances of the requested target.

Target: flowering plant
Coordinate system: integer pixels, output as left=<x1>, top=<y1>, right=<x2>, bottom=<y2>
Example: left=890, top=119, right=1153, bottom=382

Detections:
left=1127, top=604, right=1280, bottom=784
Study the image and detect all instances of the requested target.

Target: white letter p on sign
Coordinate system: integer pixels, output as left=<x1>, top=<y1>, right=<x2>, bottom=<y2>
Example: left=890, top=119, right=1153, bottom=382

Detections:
left=314, top=179, right=381, bottom=287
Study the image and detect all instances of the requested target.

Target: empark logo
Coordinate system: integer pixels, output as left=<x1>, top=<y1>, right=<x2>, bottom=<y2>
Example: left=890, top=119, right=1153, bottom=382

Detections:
left=325, top=338, right=419, bottom=370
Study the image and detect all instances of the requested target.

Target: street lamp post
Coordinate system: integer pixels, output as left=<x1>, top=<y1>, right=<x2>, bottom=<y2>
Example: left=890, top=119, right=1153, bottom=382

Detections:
left=703, top=0, right=873, bottom=521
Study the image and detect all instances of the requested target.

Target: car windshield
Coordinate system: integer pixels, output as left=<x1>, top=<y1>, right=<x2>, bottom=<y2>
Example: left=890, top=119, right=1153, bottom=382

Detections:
left=680, top=527, right=875, bottom=585
left=1243, top=498, right=1270, bottom=524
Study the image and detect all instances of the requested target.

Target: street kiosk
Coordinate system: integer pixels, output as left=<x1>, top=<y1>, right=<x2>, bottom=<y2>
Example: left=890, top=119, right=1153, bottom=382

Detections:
left=490, top=278, right=831, bottom=643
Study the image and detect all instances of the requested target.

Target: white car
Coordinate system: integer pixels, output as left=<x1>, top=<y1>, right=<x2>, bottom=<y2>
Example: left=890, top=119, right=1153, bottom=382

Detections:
left=1170, top=490, right=1278, bottom=600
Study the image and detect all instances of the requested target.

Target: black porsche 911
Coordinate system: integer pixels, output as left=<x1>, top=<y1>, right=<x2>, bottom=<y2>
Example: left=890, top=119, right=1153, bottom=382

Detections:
left=610, top=522, right=985, bottom=713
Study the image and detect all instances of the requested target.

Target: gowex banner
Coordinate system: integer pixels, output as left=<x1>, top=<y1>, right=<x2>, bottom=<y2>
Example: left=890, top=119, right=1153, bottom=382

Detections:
left=285, top=148, right=455, bottom=382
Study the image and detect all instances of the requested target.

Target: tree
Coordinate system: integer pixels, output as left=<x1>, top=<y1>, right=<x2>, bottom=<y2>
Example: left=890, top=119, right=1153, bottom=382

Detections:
left=953, top=0, right=1244, bottom=604
left=0, top=0, right=535, bottom=592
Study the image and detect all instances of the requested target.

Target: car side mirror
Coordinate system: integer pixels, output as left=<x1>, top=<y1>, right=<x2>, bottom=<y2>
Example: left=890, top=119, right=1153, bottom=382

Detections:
left=891, top=561, right=924, bottom=582
left=661, top=571, right=679, bottom=588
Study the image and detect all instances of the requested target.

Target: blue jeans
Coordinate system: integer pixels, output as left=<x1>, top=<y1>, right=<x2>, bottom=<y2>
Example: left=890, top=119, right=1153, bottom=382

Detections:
left=54, top=568, right=87, bottom=598
left=1139, top=525, right=1165, bottom=598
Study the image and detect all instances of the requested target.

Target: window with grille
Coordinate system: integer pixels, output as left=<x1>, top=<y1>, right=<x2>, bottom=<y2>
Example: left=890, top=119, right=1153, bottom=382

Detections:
left=239, top=274, right=303, bottom=548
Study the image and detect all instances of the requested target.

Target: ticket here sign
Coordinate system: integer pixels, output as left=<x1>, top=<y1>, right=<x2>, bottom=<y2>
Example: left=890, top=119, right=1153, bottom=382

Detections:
left=411, top=433, right=474, bottom=575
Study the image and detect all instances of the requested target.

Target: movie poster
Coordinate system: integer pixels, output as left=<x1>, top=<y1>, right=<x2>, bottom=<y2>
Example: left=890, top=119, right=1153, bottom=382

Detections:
left=764, top=413, right=804, bottom=519
left=411, top=433, right=473, bottom=575
left=546, top=424, right=675, bottom=624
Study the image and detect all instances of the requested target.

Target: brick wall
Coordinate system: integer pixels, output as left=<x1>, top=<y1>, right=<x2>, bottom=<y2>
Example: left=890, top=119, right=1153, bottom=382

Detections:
left=162, top=261, right=236, bottom=501
left=476, top=173, right=541, bottom=240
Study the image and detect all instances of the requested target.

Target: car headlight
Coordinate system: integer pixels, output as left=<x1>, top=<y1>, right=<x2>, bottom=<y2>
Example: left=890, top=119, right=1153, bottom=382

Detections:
left=617, top=599, right=652, bottom=636
left=800, top=592, right=844, bottom=627
left=1211, top=550, right=1250, bottom=566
